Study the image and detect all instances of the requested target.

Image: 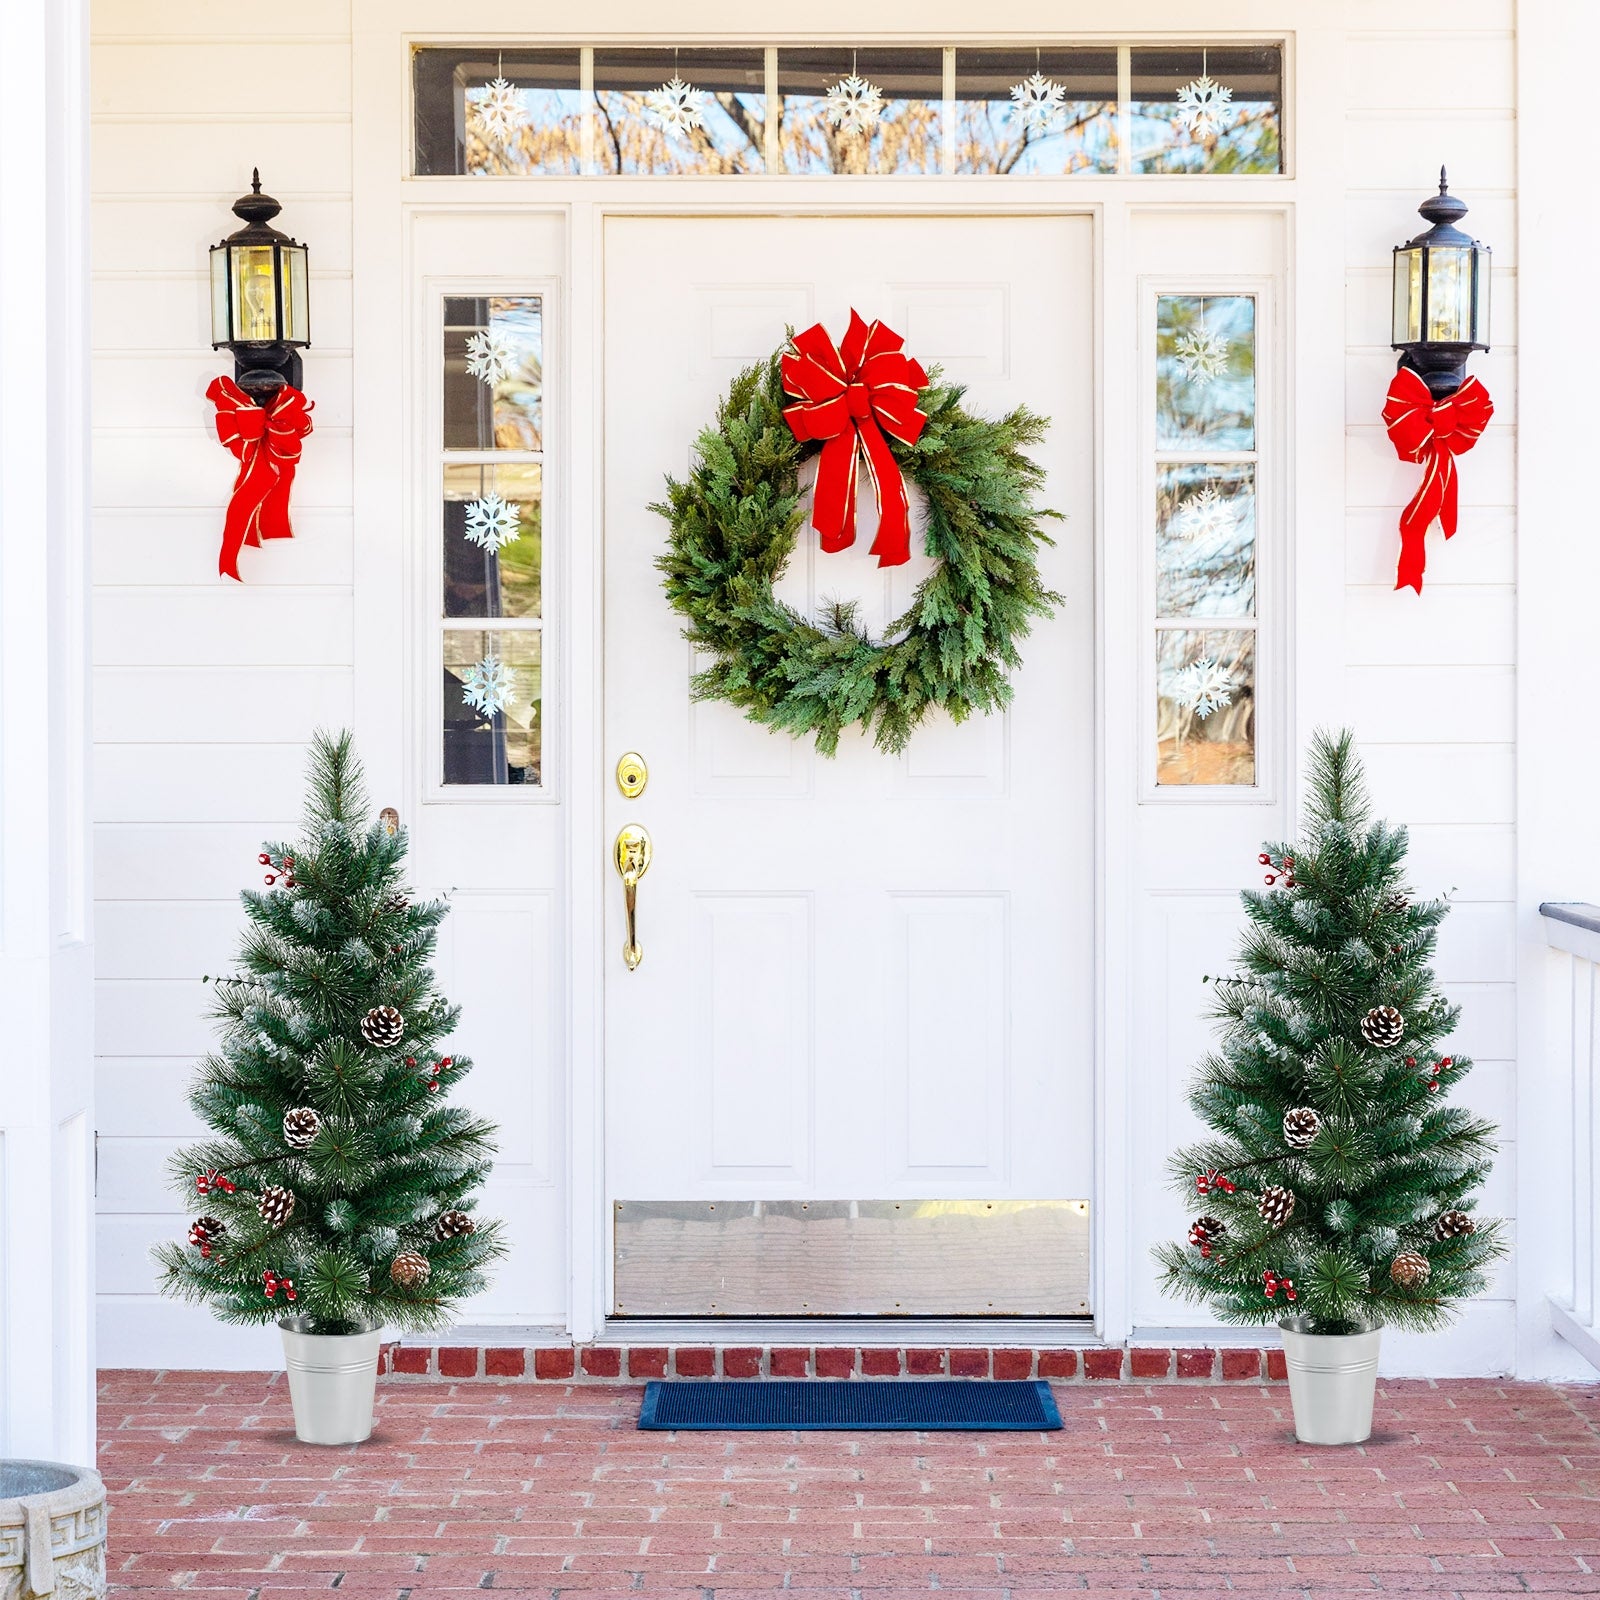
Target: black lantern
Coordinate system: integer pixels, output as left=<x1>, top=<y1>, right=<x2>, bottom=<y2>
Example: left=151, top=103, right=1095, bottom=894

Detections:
left=1390, top=168, right=1490, bottom=400
left=209, top=169, right=310, bottom=399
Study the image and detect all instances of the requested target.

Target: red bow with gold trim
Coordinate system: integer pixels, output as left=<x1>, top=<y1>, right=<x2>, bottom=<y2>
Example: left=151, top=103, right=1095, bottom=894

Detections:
left=781, top=310, right=929, bottom=568
left=207, top=375, right=314, bottom=581
left=1381, top=365, right=1493, bottom=594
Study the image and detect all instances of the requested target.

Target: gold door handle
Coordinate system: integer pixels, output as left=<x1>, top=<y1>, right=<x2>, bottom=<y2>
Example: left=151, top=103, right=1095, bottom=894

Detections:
left=613, top=824, right=653, bottom=970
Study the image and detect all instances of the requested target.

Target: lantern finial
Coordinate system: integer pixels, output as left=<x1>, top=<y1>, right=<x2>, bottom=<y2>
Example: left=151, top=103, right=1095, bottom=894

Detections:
left=251, top=167, right=262, bottom=193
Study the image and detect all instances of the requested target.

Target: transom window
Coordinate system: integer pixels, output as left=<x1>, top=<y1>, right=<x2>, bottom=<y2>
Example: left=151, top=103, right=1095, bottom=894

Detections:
left=412, top=44, right=1283, bottom=177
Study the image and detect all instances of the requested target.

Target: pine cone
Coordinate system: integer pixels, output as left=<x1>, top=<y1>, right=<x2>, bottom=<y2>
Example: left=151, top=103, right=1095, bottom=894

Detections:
left=360, top=1005, right=405, bottom=1047
left=282, top=1106, right=321, bottom=1149
left=1188, top=1216, right=1226, bottom=1258
left=1390, top=1249, right=1431, bottom=1288
left=1381, top=890, right=1410, bottom=916
left=1359, top=1005, right=1405, bottom=1048
left=433, top=1210, right=476, bottom=1240
left=390, top=1249, right=431, bottom=1289
left=382, top=891, right=409, bottom=916
left=257, top=1184, right=296, bottom=1228
left=188, top=1216, right=226, bottom=1257
left=1257, top=1185, right=1296, bottom=1227
left=1282, top=1106, right=1321, bottom=1149
left=1433, top=1209, right=1477, bottom=1240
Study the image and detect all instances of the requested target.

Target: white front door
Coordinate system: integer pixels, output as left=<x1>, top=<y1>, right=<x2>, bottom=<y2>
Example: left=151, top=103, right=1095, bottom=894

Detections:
left=602, top=214, right=1096, bottom=1316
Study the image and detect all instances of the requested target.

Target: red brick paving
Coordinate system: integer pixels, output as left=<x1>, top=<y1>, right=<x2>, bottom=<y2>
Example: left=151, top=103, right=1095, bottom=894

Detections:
left=98, top=1370, right=1600, bottom=1598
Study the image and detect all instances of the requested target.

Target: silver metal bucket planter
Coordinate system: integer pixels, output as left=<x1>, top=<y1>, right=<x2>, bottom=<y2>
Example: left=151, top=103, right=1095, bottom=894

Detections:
left=0, top=1460, right=107, bottom=1600
left=280, top=1319, right=385, bottom=1445
left=1279, top=1319, right=1383, bottom=1445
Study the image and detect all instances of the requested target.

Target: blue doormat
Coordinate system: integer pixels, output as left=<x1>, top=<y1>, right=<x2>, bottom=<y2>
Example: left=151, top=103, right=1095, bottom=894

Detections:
left=638, top=1379, right=1062, bottom=1432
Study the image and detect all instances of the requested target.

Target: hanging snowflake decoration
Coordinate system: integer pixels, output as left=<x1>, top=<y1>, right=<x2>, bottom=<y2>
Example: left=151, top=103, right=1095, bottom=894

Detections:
left=461, top=656, right=516, bottom=718
left=462, top=493, right=522, bottom=553
left=470, top=77, right=528, bottom=142
left=1173, top=484, right=1236, bottom=543
left=1175, top=74, right=1234, bottom=139
left=1172, top=657, right=1237, bottom=720
left=464, top=328, right=517, bottom=386
left=643, top=76, right=709, bottom=137
left=1173, top=324, right=1230, bottom=385
left=1009, top=71, right=1067, bottom=136
left=822, top=74, right=885, bottom=135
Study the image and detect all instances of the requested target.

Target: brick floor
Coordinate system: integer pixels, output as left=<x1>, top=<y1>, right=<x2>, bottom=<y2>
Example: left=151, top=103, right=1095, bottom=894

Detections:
left=99, top=1369, right=1600, bottom=1599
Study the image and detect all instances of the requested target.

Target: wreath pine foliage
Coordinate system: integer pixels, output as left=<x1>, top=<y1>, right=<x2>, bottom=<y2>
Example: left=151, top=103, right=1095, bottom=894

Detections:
left=654, top=354, right=1062, bottom=756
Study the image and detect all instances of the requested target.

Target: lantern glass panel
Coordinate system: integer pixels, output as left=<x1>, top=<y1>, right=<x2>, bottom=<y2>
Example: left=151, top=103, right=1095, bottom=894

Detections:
left=1425, top=246, right=1472, bottom=343
left=282, top=245, right=310, bottom=343
left=1392, top=247, right=1422, bottom=345
left=230, top=245, right=279, bottom=341
left=209, top=248, right=231, bottom=346
left=1472, top=250, right=1491, bottom=345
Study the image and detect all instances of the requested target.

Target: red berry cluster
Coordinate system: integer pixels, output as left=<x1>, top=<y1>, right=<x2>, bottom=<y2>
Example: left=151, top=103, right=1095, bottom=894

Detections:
left=259, top=851, right=297, bottom=889
left=1406, top=1054, right=1452, bottom=1093
left=1258, top=852, right=1296, bottom=889
left=1263, top=1269, right=1297, bottom=1303
left=195, top=1168, right=236, bottom=1196
left=407, top=1054, right=453, bottom=1093
left=1196, top=1168, right=1237, bottom=1197
left=188, top=1219, right=221, bottom=1259
left=262, top=1270, right=297, bottom=1303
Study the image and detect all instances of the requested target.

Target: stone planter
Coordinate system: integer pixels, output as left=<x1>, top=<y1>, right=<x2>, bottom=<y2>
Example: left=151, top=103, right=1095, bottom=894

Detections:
left=0, top=1461, right=106, bottom=1600
left=280, top=1318, right=384, bottom=1445
left=1278, top=1319, right=1383, bottom=1445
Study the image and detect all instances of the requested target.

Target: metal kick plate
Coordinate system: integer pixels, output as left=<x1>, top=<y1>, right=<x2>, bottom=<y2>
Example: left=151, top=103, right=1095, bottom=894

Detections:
left=613, top=1199, right=1090, bottom=1316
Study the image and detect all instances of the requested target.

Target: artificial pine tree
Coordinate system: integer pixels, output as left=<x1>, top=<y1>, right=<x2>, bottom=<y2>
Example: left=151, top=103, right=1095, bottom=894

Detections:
left=1155, top=729, right=1505, bottom=1334
left=155, top=731, right=504, bottom=1333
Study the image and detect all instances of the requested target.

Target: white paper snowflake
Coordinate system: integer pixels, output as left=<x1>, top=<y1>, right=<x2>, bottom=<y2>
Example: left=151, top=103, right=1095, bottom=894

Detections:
left=822, top=74, right=885, bottom=135
left=464, top=328, right=517, bottom=386
left=471, top=77, right=528, bottom=141
left=1173, top=324, right=1230, bottom=385
left=1172, top=656, right=1237, bottom=720
left=1009, top=71, right=1067, bottom=136
left=462, top=492, right=522, bottom=553
left=1175, top=74, right=1234, bottom=139
left=461, top=655, right=515, bottom=718
left=643, top=75, right=709, bottom=137
left=1173, top=485, right=1236, bottom=543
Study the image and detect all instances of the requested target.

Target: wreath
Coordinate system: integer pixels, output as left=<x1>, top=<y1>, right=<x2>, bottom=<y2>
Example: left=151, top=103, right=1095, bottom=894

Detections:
left=654, top=311, right=1062, bottom=756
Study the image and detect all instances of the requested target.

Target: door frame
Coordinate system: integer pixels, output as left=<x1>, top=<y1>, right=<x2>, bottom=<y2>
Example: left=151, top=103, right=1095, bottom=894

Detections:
left=353, top=7, right=1346, bottom=1348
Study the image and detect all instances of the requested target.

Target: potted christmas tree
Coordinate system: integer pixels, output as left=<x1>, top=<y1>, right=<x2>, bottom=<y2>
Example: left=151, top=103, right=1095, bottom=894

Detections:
left=155, top=731, right=504, bottom=1444
left=1155, top=729, right=1505, bottom=1444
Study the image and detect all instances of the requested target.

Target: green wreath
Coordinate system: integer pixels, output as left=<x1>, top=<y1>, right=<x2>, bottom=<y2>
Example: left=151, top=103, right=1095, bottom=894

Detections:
left=653, top=352, right=1062, bottom=757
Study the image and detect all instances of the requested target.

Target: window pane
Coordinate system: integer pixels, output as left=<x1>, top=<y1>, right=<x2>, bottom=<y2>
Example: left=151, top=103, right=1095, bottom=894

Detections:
left=1131, top=46, right=1282, bottom=174
left=953, top=49, right=1117, bottom=174
left=444, top=462, right=542, bottom=620
left=592, top=48, right=766, bottom=174
left=444, top=630, right=542, bottom=786
left=1157, top=294, right=1256, bottom=450
left=1157, top=464, right=1255, bottom=618
left=444, top=296, right=543, bottom=451
left=1157, top=629, right=1255, bottom=787
left=775, top=48, right=944, bottom=174
left=414, top=47, right=584, bottom=175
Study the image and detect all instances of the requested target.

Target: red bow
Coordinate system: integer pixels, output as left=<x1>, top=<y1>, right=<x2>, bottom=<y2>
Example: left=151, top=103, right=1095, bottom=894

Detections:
left=781, top=311, right=929, bottom=567
left=207, top=376, right=314, bottom=581
left=1381, top=366, right=1493, bottom=594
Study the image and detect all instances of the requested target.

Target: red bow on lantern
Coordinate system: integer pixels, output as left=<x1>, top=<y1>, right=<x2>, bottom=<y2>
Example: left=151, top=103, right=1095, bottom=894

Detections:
left=206, top=375, right=315, bottom=581
left=1381, top=366, right=1493, bottom=594
left=781, top=310, right=929, bottom=567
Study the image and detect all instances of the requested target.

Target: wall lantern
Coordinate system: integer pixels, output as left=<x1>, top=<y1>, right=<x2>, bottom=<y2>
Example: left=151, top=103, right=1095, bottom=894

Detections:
left=1390, top=167, right=1490, bottom=400
left=209, top=168, right=310, bottom=399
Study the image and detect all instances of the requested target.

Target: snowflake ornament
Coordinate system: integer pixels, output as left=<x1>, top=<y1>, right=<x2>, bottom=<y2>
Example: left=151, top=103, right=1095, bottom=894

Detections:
left=464, top=328, right=517, bottom=386
left=1173, top=324, right=1230, bottom=385
left=822, top=74, right=885, bottom=135
left=471, top=77, right=528, bottom=142
left=643, top=75, right=709, bottom=137
left=1175, top=74, right=1234, bottom=139
left=462, top=492, right=522, bottom=553
left=1009, top=71, right=1067, bottom=136
left=461, top=655, right=516, bottom=718
left=1173, top=484, right=1236, bottom=543
left=1172, top=656, right=1237, bottom=720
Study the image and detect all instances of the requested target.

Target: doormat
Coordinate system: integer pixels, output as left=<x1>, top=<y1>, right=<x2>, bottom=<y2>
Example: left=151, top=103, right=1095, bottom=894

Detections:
left=638, top=1378, right=1062, bottom=1431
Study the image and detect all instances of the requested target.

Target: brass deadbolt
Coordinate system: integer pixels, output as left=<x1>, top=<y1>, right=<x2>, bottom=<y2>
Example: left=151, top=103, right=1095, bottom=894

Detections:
left=615, top=751, right=648, bottom=798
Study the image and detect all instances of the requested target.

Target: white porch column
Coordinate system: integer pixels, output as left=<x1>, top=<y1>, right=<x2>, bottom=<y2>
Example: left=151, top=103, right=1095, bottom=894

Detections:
left=0, top=0, right=96, bottom=1459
